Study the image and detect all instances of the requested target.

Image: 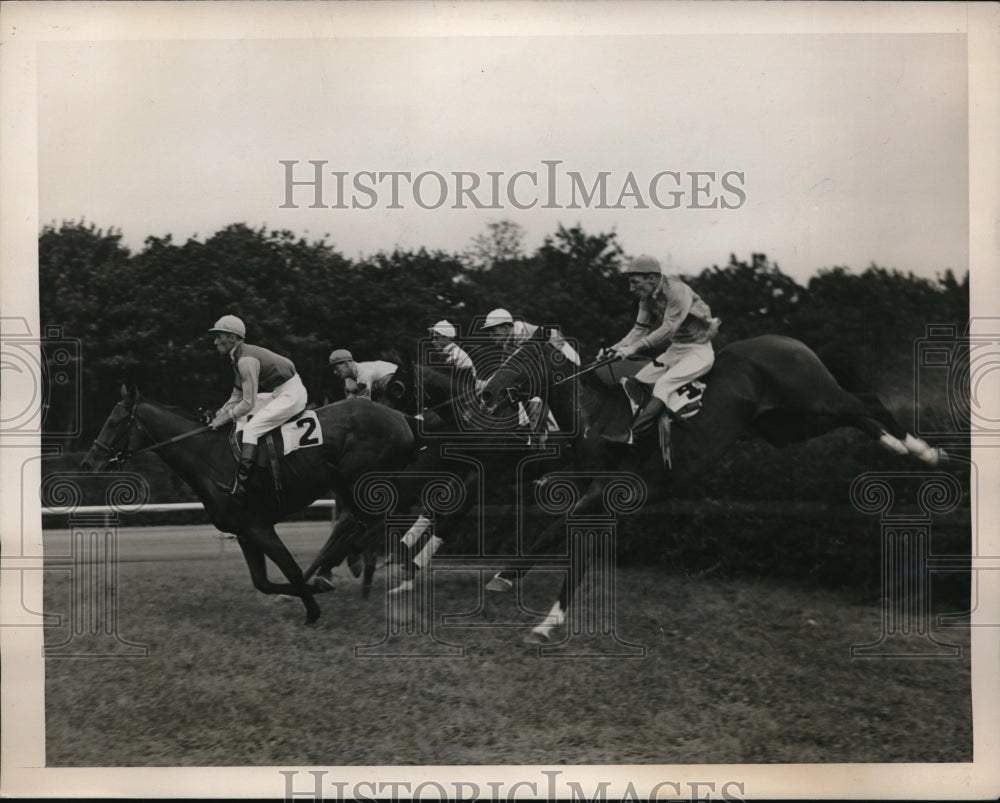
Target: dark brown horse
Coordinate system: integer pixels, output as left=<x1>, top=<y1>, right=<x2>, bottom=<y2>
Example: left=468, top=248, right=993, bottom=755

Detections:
left=81, top=386, right=420, bottom=623
left=479, top=332, right=947, bottom=642
left=301, top=351, right=554, bottom=592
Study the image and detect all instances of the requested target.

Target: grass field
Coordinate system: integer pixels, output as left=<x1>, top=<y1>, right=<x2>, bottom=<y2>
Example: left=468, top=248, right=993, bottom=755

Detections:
left=43, top=529, right=972, bottom=767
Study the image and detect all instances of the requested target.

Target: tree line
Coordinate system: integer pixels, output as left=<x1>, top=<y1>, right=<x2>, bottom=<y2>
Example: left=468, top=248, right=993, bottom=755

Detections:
left=38, top=220, right=968, bottom=447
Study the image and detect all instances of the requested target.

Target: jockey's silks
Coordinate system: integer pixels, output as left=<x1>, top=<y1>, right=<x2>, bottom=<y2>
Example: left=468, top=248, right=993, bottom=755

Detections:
left=230, top=343, right=297, bottom=392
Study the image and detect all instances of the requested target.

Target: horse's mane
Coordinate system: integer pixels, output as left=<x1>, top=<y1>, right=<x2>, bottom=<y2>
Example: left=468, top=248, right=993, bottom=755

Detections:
left=137, top=396, right=203, bottom=424
left=377, top=347, right=412, bottom=372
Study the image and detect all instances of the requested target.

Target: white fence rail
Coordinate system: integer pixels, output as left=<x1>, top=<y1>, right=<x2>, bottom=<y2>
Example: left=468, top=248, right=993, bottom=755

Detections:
left=41, top=500, right=336, bottom=515
left=40, top=498, right=970, bottom=524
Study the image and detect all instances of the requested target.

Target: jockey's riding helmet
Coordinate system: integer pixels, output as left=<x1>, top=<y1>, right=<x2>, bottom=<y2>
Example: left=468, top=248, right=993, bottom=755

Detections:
left=430, top=320, right=457, bottom=339
left=482, top=308, right=514, bottom=329
left=328, top=348, right=354, bottom=365
left=209, top=315, right=246, bottom=338
left=626, top=255, right=663, bottom=275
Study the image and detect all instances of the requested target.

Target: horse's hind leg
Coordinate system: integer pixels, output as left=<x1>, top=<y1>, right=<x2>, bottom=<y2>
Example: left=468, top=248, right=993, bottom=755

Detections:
left=361, top=550, right=377, bottom=600
left=240, top=525, right=321, bottom=624
left=853, top=392, right=947, bottom=465
left=303, top=509, right=362, bottom=584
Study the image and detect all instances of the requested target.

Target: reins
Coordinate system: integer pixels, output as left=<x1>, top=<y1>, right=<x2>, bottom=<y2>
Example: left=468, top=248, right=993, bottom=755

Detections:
left=552, top=355, right=622, bottom=386
left=91, top=401, right=214, bottom=466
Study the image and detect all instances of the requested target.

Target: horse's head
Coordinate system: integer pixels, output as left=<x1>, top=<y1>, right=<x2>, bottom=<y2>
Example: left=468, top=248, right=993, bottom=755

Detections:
left=81, top=385, right=145, bottom=472
left=478, top=331, right=556, bottom=416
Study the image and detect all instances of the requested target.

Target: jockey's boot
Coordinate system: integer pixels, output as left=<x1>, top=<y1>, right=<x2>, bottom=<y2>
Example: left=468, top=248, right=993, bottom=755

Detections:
left=229, top=442, right=258, bottom=500
left=602, top=377, right=650, bottom=443
left=626, top=397, right=667, bottom=445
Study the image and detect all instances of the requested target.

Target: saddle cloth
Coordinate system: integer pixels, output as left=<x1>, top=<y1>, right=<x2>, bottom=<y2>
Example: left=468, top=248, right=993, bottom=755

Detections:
left=621, top=377, right=706, bottom=421
left=621, top=377, right=706, bottom=468
left=229, top=409, right=324, bottom=465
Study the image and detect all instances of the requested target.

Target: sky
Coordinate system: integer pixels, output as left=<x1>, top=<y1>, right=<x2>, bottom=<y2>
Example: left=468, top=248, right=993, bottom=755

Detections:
left=37, top=29, right=969, bottom=284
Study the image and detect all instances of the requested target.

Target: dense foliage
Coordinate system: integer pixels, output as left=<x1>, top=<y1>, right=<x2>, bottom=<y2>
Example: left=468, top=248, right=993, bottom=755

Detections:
left=39, top=219, right=968, bottom=447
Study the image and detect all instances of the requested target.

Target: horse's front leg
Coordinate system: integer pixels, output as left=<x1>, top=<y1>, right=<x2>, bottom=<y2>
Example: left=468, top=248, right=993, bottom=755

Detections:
left=238, top=527, right=321, bottom=624
left=523, top=479, right=608, bottom=645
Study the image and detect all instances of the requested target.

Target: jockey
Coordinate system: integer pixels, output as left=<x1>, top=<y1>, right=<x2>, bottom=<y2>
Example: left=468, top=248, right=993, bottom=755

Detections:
left=480, top=308, right=581, bottom=367
left=604, top=254, right=721, bottom=443
left=208, top=315, right=308, bottom=499
left=480, top=308, right=580, bottom=438
left=328, top=349, right=398, bottom=402
left=428, top=320, right=477, bottom=375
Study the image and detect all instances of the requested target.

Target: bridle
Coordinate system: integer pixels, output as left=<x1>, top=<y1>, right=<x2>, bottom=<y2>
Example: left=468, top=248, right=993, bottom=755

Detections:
left=479, top=344, right=537, bottom=415
left=90, top=399, right=212, bottom=468
left=481, top=339, right=617, bottom=414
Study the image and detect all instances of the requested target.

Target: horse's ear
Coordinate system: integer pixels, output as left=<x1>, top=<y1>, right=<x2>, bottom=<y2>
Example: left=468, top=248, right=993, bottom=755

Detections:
left=119, top=383, right=139, bottom=402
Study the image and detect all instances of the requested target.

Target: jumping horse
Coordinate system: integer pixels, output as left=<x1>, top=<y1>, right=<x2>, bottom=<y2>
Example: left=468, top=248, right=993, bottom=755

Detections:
left=81, top=386, right=421, bottom=623
left=478, top=331, right=948, bottom=643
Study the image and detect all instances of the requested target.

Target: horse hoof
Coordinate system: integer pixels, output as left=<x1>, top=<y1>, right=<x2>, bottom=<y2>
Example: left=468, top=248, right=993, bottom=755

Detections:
left=388, top=579, right=414, bottom=595
left=485, top=574, right=513, bottom=593
left=314, top=574, right=336, bottom=592
left=305, top=606, right=321, bottom=625
left=523, top=630, right=551, bottom=646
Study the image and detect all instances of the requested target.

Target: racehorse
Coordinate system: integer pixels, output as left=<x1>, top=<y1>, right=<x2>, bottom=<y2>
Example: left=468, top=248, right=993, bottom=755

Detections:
left=81, top=386, right=421, bottom=623
left=302, top=345, right=575, bottom=593
left=478, top=331, right=948, bottom=642
left=378, top=348, right=482, bottom=430
left=300, top=351, right=488, bottom=591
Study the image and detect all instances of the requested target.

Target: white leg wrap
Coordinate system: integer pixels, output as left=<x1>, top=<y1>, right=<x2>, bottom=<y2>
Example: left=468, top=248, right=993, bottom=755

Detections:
left=878, top=432, right=909, bottom=456
left=517, top=403, right=530, bottom=427
left=401, top=515, right=431, bottom=548
left=904, top=434, right=942, bottom=466
left=413, top=535, right=443, bottom=570
left=532, top=600, right=565, bottom=639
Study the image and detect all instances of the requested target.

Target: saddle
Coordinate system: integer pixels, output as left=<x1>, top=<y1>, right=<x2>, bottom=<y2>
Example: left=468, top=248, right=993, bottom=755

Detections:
left=607, top=374, right=706, bottom=468
left=621, top=377, right=706, bottom=421
left=228, top=409, right=323, bottom=502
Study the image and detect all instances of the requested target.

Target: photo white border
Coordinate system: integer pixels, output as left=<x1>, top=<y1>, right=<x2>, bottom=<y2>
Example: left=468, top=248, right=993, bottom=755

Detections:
left=2, top=2, right=998, bottom=799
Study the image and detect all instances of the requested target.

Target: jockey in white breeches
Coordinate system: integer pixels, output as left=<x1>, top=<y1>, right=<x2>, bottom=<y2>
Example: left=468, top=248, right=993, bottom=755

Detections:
left=605, top=255, right=721, bottom=441
left=208, top=315, right=308, bottom=499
